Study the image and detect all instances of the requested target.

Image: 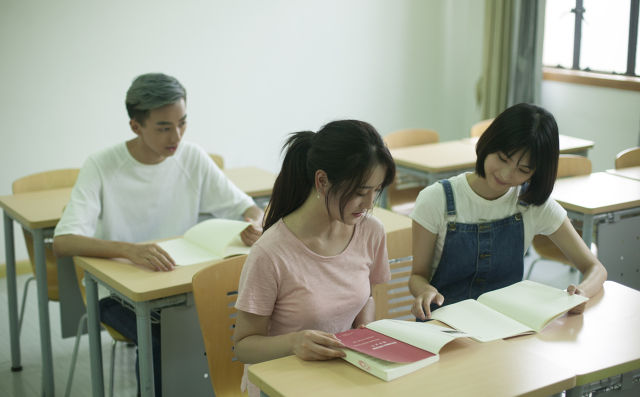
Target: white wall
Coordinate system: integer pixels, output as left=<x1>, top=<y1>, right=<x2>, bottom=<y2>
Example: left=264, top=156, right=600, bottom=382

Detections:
left=0, top=0, right=485, bottom=262
left=541, top=81, right=640, bottom=172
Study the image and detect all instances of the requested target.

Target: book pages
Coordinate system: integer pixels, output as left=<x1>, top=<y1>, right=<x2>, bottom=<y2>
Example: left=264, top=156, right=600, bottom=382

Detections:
left=430, top=299, right=533, bottom=342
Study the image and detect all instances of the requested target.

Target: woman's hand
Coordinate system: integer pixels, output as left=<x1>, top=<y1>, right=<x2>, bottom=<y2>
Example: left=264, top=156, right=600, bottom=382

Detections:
left=567, top=284, right=587, bottom=314
left=291, top=330, right=346, bottom=361
left=412, top=287, right=444, bottom=321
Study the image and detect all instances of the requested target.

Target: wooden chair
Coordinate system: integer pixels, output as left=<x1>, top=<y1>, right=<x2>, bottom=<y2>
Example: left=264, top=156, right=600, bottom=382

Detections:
left=209, top=153, right=225, bottom=169
left=526, top=155, right=594, bottom=279
left=12, top=169, right=80, bottom=325
left=12, top=168, right=130, bottom=397
left=470, top=118, right=494, bottom=138
left=192, top=255, right=248, bottom=397
left=373, top=258, right=414, bottom=320
left=383, top=129, right=439, bottom=215
left=615, top=146, right=640, bottom=169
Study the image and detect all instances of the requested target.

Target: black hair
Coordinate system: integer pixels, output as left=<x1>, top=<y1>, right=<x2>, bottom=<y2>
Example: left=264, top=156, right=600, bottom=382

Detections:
left=263, top=120, right=396, bottom=231
left=475, top=103, right=559, bottom=205
left=125, top=73, right=186, bottom=125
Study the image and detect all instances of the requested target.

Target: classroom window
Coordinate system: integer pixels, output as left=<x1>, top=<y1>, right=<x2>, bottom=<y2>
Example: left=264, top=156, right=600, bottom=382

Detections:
left=542, top=0, right=640, bottom=91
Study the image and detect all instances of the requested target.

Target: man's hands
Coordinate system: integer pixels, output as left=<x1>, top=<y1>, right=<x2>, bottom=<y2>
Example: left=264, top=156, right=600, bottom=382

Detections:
left=125, top=243, right=176, bottom=271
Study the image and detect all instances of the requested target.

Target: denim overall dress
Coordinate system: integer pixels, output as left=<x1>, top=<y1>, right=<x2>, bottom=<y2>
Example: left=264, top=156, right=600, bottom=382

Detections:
left=429, top=179, right=526, bottom=312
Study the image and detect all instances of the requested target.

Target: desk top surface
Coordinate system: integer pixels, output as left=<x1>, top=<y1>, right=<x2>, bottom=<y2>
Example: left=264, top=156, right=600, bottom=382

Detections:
left=606, top=166, right=640, bottom=181
left=0, top=187, right=72, bottom=229
left=249, top=337, right=575, bottom=397
left=551, top=172, right=640, bottom=214
left=223, top=166, right=276, bottom=197
left=249, top=281, right=639, bottom=396
left=391, top=140, right=477, bottom=173
left=505, top=281, right=640, bottom=385
left=392, top=135, right=594, bottom=173
left=75, top=207, right=411, bottom=302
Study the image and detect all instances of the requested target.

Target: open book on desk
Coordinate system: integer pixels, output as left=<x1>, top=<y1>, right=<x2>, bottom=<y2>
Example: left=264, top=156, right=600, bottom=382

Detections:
left=335, top=320, right=469, bottom=381
left=157, top=219, right=250, bottom=266
left=430, top=280, right=589, bottom=342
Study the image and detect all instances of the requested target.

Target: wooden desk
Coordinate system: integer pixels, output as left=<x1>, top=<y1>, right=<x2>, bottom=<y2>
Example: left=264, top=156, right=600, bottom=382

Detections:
left=606, top=166, right=640, bottom=181
left=551, top=172, right=640, bottom=289
left=505, top=281, right=640, bottom=396
left=0, top=187, right=72, bottom=397
left=76, top=207, right=412, bottom=397
left=385, top=135, right=595, bottom=208
left=249, top=338, right=576, bottom=397
left=462, top=134, right=595, bottom=156
left=224, top=166, right=276, bottom=199
left=249, top=282, right=640, bottom=397
left=75, top=255, right=219, bottom=397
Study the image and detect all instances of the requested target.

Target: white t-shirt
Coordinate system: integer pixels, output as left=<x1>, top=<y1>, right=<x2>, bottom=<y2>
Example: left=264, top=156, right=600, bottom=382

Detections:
left=54, top=140, right=255, bottom=242
left=235, top=214, right=391, bottom=396
left=410, top=173, right=566, bottom=277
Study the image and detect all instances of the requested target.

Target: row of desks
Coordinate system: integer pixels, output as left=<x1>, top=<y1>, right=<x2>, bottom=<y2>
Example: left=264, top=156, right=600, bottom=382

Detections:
left=2, top=138, right=639, bottom=396
left=0, top=165, right=411, bottom=397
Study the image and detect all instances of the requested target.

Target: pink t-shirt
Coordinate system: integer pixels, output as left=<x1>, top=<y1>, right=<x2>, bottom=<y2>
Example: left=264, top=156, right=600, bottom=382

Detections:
left=236, top=214, right=391, bottom=336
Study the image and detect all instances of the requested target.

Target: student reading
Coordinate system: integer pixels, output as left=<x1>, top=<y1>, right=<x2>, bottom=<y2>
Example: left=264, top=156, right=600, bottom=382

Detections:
left=409, top=103, right=607, bottom=321
left=52, top=73, right=263, bottom=396
left=233, top=120, right=395, bottom=396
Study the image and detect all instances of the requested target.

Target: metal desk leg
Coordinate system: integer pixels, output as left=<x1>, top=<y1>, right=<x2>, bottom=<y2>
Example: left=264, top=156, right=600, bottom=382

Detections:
left=135, top=301, right=155, bottom=397
left=581, top=214, right=594, bottom=249
left=3, top=212, right=22, bottom=371
left=32, top=228, right=54, bottom=396
left=86, top=274, right=105, bottom=397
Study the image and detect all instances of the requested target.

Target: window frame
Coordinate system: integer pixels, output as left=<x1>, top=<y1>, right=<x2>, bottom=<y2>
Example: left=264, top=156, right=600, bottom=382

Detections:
left=543, top=0, right=640, bottom=91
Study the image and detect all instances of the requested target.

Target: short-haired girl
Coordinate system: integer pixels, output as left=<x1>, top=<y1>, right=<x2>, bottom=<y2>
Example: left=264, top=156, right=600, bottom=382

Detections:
left=234, top=120, right=396, bottom=395
left=409, top=103, right=607, bottom=321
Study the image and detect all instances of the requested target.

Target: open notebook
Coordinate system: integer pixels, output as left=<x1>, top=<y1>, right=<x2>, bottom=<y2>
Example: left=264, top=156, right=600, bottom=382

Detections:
left=157, top=219, right=250, bottom=266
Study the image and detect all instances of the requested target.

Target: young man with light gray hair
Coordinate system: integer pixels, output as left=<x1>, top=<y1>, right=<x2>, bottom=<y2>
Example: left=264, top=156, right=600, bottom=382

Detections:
left=54, top=72, right=263, bottom=396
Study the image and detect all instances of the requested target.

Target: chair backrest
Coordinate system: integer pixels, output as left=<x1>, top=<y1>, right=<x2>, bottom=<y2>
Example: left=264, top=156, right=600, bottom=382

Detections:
left=556, top=154, right=592, bottom=178
left=209, top=153, right=225, bottom=169
left=373, top=258, right=413, bottom=321
left=192, top=255, right=247, bottom=397
left=12, top=168, right=80, bottom=301
left=383, top=128, right=439, bottom=149
left=470, top=118, right=494, bottom=138
left=615, top=146, right=640, bottom=169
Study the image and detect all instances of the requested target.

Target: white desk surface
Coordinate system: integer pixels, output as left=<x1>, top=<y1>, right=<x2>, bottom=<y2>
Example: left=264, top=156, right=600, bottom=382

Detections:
left=551, top=172, right=640, bottom=214
left=606, top=166, right=640, bottom=181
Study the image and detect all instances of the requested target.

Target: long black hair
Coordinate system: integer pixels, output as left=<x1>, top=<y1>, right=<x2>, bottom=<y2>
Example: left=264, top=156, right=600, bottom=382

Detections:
left=263, top=120, right=395, bottom=231
left=476, top=103, right=559, bottom=205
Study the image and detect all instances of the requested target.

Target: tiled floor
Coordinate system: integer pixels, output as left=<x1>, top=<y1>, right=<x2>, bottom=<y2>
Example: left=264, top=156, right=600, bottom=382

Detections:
left=0, top=273, right=138, bottom=397
left=0, top=249, right=580, bottom=397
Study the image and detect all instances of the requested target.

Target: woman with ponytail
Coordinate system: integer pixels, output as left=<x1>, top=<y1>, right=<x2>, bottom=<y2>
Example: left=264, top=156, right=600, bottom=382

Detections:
left=233, top=120, right=395, bottom=395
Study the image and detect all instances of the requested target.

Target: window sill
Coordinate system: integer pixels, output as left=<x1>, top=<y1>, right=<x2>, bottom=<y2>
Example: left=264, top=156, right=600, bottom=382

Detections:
left=542, top=67, right=640, bottom=92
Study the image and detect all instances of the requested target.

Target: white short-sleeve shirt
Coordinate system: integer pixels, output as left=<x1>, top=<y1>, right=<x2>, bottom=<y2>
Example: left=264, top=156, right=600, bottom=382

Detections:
left=54, top=140, right=255, bottom=242
left=410, top=173, right=566, bottom=277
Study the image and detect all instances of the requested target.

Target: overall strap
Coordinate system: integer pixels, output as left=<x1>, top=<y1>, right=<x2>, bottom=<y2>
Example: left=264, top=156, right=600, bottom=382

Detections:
left=438, top=179, right=456, bottom=216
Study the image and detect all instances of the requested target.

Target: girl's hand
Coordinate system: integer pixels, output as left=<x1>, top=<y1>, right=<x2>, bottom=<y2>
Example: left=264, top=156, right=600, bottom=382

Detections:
left=292, top=330, right=346, bottom=361
left=567, top=284, right=587, bottom=314
left=412, top=288, right=444, bottom=321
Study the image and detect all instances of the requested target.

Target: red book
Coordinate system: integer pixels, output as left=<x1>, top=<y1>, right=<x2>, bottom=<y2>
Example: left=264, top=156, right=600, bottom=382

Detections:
left=336, top=327, right=435, bottom=363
